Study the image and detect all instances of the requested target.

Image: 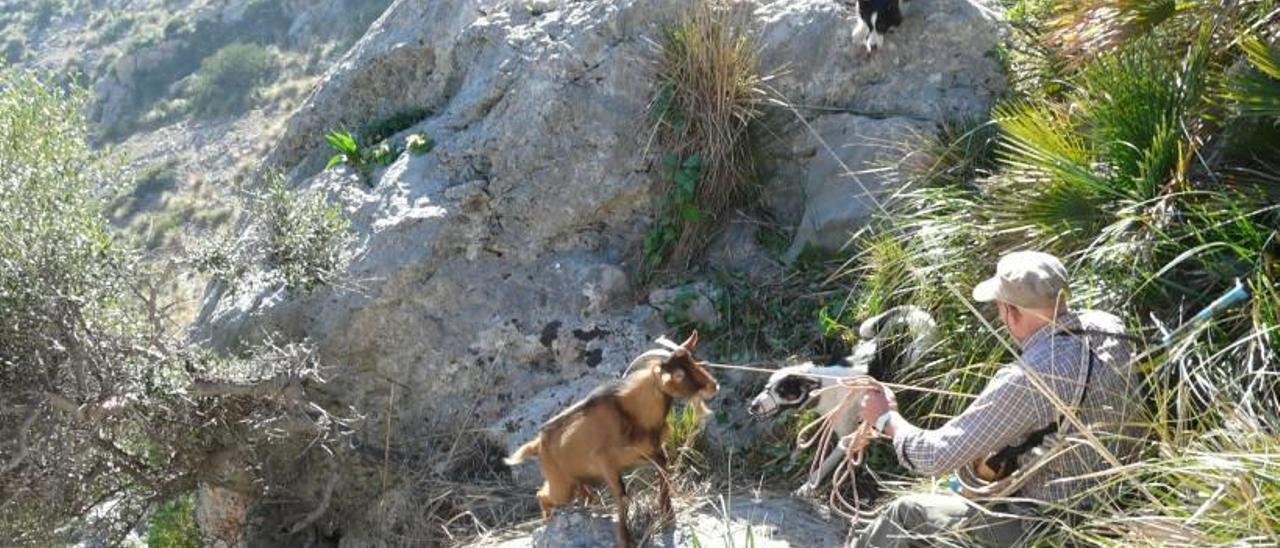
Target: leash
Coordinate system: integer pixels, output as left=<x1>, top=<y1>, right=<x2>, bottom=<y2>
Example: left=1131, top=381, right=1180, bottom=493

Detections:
left=796, top=376, right=886, bottom=524
left=652, top=336, right=973, bottom=398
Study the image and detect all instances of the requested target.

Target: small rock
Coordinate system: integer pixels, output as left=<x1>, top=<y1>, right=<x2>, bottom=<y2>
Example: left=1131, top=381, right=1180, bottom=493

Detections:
left=649, top=283, right=721, bottom=330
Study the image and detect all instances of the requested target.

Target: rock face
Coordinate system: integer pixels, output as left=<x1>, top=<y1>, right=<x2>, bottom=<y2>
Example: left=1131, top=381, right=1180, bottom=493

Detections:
left=195, top=0, right=1003, bottom=542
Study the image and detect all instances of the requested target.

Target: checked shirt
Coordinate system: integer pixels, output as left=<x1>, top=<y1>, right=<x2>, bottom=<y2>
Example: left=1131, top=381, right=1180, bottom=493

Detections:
left=892, top=310, right=1141, bottom=503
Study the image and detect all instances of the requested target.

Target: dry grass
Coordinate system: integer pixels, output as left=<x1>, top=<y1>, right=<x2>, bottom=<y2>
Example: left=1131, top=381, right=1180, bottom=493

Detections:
left=647, top=0, right=772, bottom=269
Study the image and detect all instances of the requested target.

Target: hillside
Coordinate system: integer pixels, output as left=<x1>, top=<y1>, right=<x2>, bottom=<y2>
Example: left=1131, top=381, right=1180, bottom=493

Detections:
left=1, top=0, right=1277, bottom=547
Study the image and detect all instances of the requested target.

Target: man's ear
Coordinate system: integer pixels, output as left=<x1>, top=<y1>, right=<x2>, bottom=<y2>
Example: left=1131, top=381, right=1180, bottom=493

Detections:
left=681, top=330, right=699, bottom=351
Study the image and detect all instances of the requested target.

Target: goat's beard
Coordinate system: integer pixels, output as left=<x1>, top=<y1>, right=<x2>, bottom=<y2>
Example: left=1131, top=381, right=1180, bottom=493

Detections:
left=689, top=397, right=712, bottom=423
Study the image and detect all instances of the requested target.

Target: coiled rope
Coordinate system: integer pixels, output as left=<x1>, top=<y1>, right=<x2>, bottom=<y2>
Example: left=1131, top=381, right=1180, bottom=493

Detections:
left=793, top=376, right=885, bottom=524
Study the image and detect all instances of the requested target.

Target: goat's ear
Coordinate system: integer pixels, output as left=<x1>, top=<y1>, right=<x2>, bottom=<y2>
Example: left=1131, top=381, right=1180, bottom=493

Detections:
left=680, top=330, right=699, bottom=351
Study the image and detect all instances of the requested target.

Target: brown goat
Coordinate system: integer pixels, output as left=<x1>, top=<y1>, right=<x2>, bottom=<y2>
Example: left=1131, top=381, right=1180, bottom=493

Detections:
left=504, top=331, right=719, bottom=547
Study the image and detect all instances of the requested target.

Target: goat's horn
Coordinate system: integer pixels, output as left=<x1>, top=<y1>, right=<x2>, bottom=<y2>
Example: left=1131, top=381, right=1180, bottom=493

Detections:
left=623, top=349, right=672, bottom=377
left=654, top=336, right=681, bottom=351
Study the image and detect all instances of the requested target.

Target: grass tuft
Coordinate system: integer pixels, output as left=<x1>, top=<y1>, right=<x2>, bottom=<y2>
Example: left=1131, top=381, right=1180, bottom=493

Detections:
left=645, top=0, right=771, bottom=270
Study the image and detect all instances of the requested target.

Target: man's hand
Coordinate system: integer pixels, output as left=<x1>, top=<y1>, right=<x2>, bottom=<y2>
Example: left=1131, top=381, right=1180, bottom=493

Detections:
left=859, top=385, right=897, bottom=431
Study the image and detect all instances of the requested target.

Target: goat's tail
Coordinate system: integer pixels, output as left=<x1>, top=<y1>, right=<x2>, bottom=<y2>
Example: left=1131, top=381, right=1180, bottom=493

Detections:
left=503, top=437, right=541, bottom=466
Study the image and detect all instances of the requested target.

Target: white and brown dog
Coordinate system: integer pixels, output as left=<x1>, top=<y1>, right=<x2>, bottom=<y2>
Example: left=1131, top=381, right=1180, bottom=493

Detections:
left=747, top=305, right=935, bottom=496
left=852, top=0, right=911, bottom=52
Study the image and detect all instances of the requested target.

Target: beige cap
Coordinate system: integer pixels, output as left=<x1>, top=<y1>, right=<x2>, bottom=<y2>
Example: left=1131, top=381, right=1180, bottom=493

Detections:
left=972, top=251, right=1070, bottom=309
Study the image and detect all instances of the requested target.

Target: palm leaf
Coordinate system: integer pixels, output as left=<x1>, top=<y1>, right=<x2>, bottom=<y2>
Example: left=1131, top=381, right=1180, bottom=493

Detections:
left=1226, top=36, right=1280, bottom=119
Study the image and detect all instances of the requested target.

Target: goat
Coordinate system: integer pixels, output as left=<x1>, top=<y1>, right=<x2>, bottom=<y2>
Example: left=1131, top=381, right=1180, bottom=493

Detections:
left=504, top=331, right=719, bottom=548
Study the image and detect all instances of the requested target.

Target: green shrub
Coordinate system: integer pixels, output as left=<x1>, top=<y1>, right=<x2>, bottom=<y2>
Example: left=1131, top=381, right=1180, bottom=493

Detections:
left=3, top=36, right=24, bottom=63
left=406, top=132, right=434, bottom=155
left=30, top=0, right=63, bottom=28
left=359, top=107, right=430, bottom=145
left=325, top=130, right=370, bottom=183
left=260, top=175, right=351, bottom=292
left=365, top=141, right=399, bottom=168
left=187, top=42, right=279, bottom=117
left=108, top=161, right=180, bottom=223
left=146, top=494, right=198, bottom=548
left=94, top=13, right=137, bottom=46
left=0, top=66, right=353, bottom=546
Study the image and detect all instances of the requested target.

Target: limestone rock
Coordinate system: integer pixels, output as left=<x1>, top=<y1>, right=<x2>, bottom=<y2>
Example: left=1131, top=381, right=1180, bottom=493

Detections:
left=779, top=114, right=933, bottom=260
left=650, top=282, right=722, bottom=330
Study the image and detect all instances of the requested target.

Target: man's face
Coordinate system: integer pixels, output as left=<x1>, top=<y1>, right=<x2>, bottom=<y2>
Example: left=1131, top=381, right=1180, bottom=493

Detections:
left=997, top=301, right=1038, bottom=341
left=996, top=301, right=1010, bottom=328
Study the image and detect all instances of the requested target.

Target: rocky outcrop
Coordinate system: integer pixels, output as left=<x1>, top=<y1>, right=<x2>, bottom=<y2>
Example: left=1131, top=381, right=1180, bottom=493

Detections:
left=195, top=0, right=1004, bottom=542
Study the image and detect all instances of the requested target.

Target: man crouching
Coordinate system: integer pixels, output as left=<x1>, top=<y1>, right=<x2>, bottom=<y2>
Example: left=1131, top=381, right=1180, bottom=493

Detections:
left=852, top=251, right=1142, bottom=546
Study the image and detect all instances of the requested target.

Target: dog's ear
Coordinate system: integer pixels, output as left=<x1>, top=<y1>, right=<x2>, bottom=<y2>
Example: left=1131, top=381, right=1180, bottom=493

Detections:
left=680, top=330, right=699, bottom=351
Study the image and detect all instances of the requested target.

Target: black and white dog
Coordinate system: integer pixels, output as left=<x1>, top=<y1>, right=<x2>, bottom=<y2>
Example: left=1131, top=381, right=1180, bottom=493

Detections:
left=852, top=0, right=911, bottom=52
left=747, top=305, right=936, bottom=496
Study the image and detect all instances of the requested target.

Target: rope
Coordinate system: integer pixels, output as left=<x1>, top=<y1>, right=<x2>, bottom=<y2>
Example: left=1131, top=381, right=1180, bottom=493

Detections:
left=793, top=376, right=885, bottom=524
left=695, top=360, right=977, bottom=400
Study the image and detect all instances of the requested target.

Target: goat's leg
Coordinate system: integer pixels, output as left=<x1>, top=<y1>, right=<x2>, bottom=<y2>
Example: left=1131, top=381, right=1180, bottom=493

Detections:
left=537, top=464, right=575, bottom=520
left=604, top=473, right=633, bottom=548
left=576, top=483, right=602, bottom=507
left=653, top=451, right=675, bottom=523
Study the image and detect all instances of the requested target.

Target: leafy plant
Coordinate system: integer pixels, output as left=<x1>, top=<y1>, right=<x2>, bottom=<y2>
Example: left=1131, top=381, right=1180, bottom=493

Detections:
left=146, top=494, right=199, bottom=548
left=359, top=107, right=430, bottom=145
left=0, top=65, right=353, bottom=547
left=645, top=153, right=704, bottom=266
left=260, top=175, right=352, bottom=292
left=30, top=0, right=63, bottom=29
left=325, top=130, right=370, bottom=183
left=1225, top=36, right=1280, bottom=119
left=665, top=402, right=709, bottom=471
left=365, top=141, right=399, bottom=168
left=831, top=2, right=1280, bottom=543
left=406, top=132, right=434, bottom=155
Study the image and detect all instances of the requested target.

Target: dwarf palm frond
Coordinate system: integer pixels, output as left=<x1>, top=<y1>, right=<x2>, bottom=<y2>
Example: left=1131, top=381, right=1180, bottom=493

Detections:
left=1047, top=0, right=1184, bottom=65
left=1226, top=35, right=1280, bottom=120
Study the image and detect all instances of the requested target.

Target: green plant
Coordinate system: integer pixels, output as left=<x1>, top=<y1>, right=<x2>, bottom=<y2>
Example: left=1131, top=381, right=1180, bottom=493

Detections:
left=665, top=402, right=709, bottom=471
left=108, top=161, right=180, bottom=224
left=30, top=0, right=63, bottom=28
left=187, top=42, right=279, bottom=117
left=325, top=130, right=370, bottom=182
left=146, top=494, right=198, bottom=548
left=1225, top=36, right=1280, bottom=119
left=260, top=175, right=352, bottom=292
left=94, top=13, right=137, bottom=46
left=406, top=132, right=434, bottom=155
left=365, top=141, right=399, bottom=168
left=645, top=153, right=704, bottom=265
left=829, top=2, right=1280, bottom=542
left=0, top=65, right=352, bottom=547
left=359, top=107, right=430, bottom=145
